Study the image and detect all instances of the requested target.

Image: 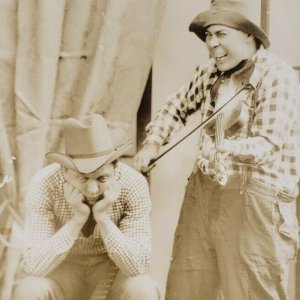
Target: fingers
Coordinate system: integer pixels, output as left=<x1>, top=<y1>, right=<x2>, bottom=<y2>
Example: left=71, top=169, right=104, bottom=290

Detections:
left=217, top=139, right=232, bottom=155
left=132, top=143, right=159, bottom=173
left=103, top=180, right=121, bottom=203
left=63, top=182, right=85, bottom=205
left=92, top=181, right=120, bottom=214
left=133, top=152, right=152, bottom=172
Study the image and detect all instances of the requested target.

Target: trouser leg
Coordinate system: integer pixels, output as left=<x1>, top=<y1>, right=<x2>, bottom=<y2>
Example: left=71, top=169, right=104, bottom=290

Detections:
left=88, top=255, right=119, bottom=299
left=12, top=260, right=84, bottom=300
left=213, top=178, right=299, bottom=300
left=237, top=179, right=298, bottom=300
left=107, top=272, right=161, bottom=300
left=210, top=183, right=249, bottom=300
left=165, top=170, right=299, bottom=300
left=12, top=276, right=66, bottom=300
left=165, top=171, right=220, bottom=300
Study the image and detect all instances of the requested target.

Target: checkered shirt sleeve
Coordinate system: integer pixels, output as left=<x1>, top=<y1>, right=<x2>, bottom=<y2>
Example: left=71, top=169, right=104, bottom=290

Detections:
left=22, top=165, right=77, bottom=276
left=144, top=61, right=216, bottom=145
left=103, top=164, right=152, bottom=276
left=21, top=163, right=152, bottom=277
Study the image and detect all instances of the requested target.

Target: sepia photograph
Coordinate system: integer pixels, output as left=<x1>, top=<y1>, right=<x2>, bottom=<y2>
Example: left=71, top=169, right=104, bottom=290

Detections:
left=0, top=0, right=300, bottom=299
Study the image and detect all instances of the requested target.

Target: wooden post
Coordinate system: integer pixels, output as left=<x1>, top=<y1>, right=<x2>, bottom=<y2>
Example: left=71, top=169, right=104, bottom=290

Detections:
left=260, top=0, right=270, bottom=35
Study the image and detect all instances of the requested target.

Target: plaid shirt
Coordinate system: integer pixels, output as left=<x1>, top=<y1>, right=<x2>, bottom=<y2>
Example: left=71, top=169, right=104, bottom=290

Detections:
left=145, top=48, right=300, bottom=196
left=21, top=162, right=152, bottom=277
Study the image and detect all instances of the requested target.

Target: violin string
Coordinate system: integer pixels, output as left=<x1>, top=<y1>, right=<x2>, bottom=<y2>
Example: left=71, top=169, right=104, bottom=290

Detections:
left=145, top=82, right=251, bottom=173
left=215, top=80, right=228, bottom=181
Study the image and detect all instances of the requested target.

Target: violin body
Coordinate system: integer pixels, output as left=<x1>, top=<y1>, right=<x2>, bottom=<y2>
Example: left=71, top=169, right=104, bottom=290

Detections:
left=205, top=96, right=250, bottom=138
left=204, top=60, right=255, bottom=185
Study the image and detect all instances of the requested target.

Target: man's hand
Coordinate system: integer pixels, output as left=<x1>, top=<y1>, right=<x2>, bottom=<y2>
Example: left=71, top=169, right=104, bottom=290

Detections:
left=133, top=142, right=160, bottom=174
left=63, top=182, right=90, bottom=224
left=93, top=180, right=121, bottom=224
left=217, top=139, right=233, bottom=155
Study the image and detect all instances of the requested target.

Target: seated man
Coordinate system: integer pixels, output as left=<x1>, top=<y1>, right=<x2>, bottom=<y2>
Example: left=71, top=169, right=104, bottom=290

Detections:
left=13, top=114, right=160, bottom=300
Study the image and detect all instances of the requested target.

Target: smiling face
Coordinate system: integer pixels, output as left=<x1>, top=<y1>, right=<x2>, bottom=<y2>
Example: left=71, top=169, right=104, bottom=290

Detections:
left=63, top=163, right=116, bottom=205
left=205, top=25, right=256, bottom=72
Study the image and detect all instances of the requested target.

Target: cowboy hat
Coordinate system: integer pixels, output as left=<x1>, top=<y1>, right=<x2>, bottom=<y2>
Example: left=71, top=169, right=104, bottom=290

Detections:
left=46, top=114, right=132, bottom=174
left=189, top=0, right=270, bottom=49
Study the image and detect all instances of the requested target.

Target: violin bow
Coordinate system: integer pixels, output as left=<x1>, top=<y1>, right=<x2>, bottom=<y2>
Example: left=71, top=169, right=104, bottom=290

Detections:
left=143, top=84, right=252, bottom=176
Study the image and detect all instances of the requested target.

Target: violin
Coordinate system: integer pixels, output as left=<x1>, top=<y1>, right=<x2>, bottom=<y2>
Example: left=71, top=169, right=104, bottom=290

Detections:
left=206, top=60, right=255, bottom=136
left=142, top=61, right=255, bottom=178
left=205, top=60, right=255, bottom=185
left=205, top=88, right=250, bottom=138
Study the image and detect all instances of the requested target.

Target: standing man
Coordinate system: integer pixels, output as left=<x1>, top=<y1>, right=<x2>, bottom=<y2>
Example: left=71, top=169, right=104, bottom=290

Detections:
left=13, top=114, right=160, bottom=300
left=134, top=0, right=300, bottom=299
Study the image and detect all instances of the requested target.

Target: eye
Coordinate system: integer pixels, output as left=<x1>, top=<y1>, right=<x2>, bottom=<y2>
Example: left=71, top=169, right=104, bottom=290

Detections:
left=96, top=176, right=107, bottom=183
left=205, top=31, right=212, bottom=38
left=78, top=176, right=87, bottom=183
left=217, top=31, right=227, bottom=38
left=73, top=173, right=87, bottom=183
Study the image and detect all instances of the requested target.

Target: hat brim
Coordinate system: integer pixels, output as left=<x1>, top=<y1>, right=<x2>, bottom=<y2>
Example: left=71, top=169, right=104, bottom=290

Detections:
left=189, top=10, right=270, bottom=49
left=46, top=142, right=133, bottom=174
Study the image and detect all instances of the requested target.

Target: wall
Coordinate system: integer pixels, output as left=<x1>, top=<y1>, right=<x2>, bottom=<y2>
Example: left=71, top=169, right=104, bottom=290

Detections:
left=149, top=0, right=210, bottom=296
left=269, top=0, right=300, bottom=67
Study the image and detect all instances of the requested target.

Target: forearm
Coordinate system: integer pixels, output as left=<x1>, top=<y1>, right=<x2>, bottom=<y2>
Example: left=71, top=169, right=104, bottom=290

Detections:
left=97, top=217, right=151, bottom=276
left=228, top=66, right=300, bottom=167
left=145, top=66, right=207, bottom=145
left=224, top=136, right=278, bottom=166
left=144, top=101, right=186, bottom=146
left=22, top=217, right=85, bottom=276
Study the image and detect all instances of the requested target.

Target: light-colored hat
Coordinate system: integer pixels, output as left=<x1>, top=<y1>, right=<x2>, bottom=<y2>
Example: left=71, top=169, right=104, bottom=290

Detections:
left=189, top=0, right=270, bottom=48
left=46, top=114, right=132, bottom=174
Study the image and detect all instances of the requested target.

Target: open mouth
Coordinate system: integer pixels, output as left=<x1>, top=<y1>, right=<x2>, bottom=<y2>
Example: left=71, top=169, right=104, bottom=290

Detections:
left=215, top=54, right=227, bottom=62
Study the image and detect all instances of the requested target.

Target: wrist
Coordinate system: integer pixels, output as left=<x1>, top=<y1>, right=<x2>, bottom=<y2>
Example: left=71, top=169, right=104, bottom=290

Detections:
left=144, top=138, right=162, bottom=147
left=67, top=217, right=86, bottom=239
left=94, top=213, right=111, bottom=225
left=227, top=140, right=240, bottom=156
left=144, top=141, right=160, bottom=150
left=72, top=213, right=89, bottom=226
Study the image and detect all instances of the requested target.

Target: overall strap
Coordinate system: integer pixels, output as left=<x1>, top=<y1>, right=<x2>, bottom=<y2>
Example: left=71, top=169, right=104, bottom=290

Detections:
left=240, top=85, right=259, bottom=193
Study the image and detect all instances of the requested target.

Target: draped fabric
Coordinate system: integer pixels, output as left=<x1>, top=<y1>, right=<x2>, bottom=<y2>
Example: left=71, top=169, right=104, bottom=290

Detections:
left=0, top=1, right=166, bottom=298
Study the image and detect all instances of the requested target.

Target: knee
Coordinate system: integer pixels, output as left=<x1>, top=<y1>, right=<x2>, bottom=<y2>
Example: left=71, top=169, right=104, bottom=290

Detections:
left=111, top=274, right=161, bottom=300
left=12, top=276, right=62, bottom=300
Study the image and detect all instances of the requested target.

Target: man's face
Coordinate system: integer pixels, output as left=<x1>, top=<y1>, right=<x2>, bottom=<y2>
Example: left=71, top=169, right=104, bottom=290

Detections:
left=63, top=163, right=116, bottom=206
left=205, top=25, right=254, bottom=71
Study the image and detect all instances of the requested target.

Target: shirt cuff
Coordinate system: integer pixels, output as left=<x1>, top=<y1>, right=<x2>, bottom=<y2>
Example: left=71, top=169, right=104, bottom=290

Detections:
left=143, top=136, right=164, bottom=146
left=224, top=139, right=241, bottom=156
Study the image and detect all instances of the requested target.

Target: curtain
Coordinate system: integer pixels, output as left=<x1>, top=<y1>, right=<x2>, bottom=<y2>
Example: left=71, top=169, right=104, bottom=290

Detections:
left=0, top=0, right=166, bottom=298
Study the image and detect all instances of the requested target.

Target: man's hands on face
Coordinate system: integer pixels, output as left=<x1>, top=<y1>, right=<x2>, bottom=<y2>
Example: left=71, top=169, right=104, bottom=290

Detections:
left=92, top=180, right=121, bottom=224
left=64, top=179, right=121, bottom=223
left=63, top=183, right=90, bottom=224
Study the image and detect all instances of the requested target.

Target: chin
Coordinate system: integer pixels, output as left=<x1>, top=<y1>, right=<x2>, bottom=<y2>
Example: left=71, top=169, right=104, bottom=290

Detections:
left=85, top=197, right=100, bottom=206
left=216, top=63, right=232, bottom=72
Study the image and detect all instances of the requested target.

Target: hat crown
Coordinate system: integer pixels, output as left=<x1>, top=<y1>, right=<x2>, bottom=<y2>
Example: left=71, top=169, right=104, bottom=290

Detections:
left=189, top=0, right=269, bottom=48
left=210, top=0, right=261, bottom=25
left=64, top=114, right=114, bottom=157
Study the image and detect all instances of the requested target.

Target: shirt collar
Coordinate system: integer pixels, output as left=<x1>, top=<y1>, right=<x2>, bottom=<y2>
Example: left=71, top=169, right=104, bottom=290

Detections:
left=248, top=46, right=268, bottom=88
left=210, top=45, right=268, bottom=90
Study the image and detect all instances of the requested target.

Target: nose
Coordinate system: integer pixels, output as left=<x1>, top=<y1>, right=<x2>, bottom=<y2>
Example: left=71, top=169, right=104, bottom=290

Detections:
left=207, top=35, right=219, bottom=48
left=86, top=179, right=100, bottom=196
